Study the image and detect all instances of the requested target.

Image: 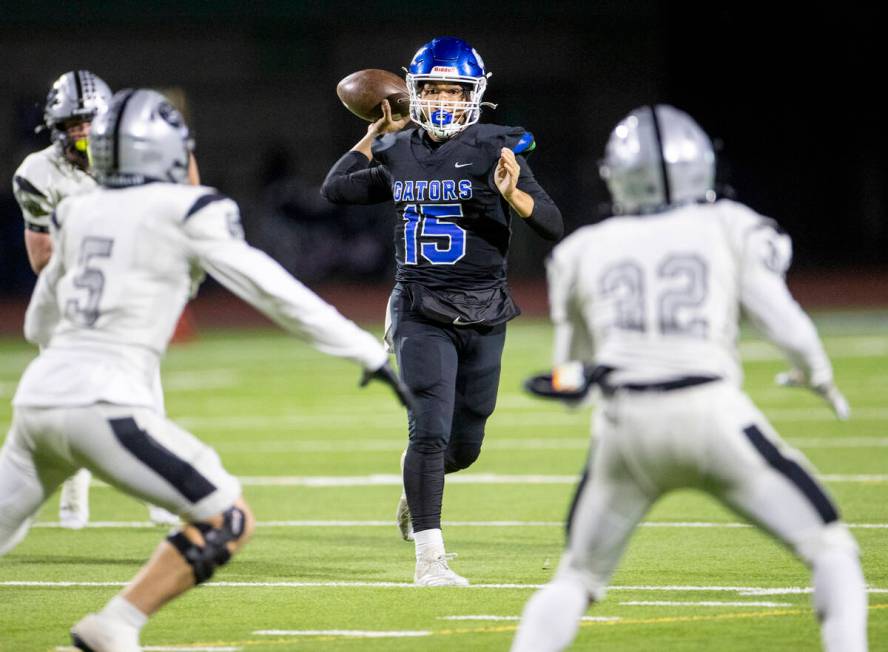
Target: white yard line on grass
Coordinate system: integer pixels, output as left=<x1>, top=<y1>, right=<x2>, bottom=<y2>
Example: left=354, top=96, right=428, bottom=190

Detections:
left=210, top=436, right=888, bottom=454
left=439, top=615, right=619, bottom=622
left=8, top=581, right=887, bottom=594
left=232, top=473, right=888, bottom=486
left=29, top=519, right=888, bottom=529
left=163, top=370, right=239, bottom=392
left=619, top=600, right=792, bottom=608
left=58, top=647, right=241, bottom=651
left=741, top=336, right=888, bottom=360
left=253, top=630, right=430, bottom=638
left=175, top=407, right=888, bottom=430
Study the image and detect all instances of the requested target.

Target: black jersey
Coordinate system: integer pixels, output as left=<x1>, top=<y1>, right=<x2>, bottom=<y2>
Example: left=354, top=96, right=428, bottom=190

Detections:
left=322, top=123, right=562, bottom=326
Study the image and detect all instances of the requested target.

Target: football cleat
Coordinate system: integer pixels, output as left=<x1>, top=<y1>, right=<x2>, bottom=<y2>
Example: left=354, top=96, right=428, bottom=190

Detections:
left=415, top=552, right=469, bottom=587
left=59, top=469, right=91, bottom=530
left=147, top=504, right=180, bottom=526
left=70, top=613, right=141, bottom=652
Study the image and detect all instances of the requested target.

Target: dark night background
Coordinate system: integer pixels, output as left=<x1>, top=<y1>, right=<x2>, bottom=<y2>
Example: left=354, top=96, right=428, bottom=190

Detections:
left=1, top=2, right=884, bottom=301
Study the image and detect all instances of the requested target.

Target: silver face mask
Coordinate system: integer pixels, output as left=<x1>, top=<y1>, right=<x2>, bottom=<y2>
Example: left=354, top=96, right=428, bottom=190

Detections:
left=599, top=104, right=716, bottom=214
left=43, top=70, right=112, bottom=163
left=89, top=89, right=194, bottom=187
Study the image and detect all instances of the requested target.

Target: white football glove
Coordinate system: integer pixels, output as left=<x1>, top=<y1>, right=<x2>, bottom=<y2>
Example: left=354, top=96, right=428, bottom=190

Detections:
left=775, top=368, right=850, bottom=420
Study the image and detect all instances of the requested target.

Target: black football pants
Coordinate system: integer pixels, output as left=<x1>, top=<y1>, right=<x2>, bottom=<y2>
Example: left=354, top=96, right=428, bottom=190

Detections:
left=389, top=291, right=505, bottom=533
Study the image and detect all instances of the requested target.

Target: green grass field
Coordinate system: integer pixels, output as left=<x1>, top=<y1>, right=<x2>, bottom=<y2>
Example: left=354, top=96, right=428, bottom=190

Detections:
left=0, top=313, right=886, bottom=651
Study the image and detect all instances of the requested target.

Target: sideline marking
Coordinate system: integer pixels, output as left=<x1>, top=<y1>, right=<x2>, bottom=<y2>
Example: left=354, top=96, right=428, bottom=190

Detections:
left=253, top=629, right=430, bottom=638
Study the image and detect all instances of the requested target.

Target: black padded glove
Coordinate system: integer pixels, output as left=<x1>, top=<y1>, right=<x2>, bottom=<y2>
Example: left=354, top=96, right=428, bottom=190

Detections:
left=360, top=361, right=416, bottom=411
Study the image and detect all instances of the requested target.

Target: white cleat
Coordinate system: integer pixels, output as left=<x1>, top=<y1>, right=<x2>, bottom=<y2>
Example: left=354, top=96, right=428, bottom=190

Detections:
left=59, top=469, right=91, bottom=530
left=70, top=613, right=141, bottom=652
left=414, top=553, right=469, bottom=587
left=147, top=504, right=180, bottom=526
left=396, top=493, right=414, bottom=541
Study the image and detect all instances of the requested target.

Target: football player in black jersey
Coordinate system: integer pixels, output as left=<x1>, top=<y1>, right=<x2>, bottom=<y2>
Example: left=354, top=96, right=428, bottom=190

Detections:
left=322, top=36, right=562, bottom=585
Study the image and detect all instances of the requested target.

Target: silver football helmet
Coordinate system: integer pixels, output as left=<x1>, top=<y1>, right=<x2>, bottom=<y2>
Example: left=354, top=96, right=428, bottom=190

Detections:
left=599, top=105, right=716, bottom=214
left=43, top=70, right=112, bottom=164
left=89, top=89, right=193, bottom=187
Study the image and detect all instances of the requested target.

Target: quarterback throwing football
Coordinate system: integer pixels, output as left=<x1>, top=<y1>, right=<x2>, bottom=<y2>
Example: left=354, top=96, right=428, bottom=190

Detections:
left=323, top=36, right=563, bottom=586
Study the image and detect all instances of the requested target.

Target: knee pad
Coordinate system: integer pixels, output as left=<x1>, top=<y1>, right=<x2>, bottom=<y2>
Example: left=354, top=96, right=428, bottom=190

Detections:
left=167, top=506, right=246, bottom=584
left=795, top=521, right=859, bottom=566
left=444, top=443, right=482, bottom=473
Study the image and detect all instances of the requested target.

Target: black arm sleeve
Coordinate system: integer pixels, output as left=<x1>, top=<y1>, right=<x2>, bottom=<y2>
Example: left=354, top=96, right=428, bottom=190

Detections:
left=320, top=151, right=392, bottom=205
left=513, top=156, right=563, bottom=241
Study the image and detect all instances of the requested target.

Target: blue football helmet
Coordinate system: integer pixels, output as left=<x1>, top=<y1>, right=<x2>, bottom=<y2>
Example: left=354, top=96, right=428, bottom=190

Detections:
left=406, top=36, right=490, bottom=139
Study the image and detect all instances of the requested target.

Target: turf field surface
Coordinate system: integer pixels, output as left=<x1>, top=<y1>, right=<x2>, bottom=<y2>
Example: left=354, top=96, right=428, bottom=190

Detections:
left=0, top=312, right=885, bottom=651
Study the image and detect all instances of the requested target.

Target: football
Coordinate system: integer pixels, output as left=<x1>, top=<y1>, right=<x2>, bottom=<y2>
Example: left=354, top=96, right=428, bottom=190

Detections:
left=336, top=69, right=410, bottom=122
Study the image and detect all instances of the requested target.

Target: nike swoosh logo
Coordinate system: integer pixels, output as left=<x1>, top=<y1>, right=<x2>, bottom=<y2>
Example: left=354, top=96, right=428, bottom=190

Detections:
left=453, top=316, right=483, bottom=326
left=454, top=162, right=473, bottom=168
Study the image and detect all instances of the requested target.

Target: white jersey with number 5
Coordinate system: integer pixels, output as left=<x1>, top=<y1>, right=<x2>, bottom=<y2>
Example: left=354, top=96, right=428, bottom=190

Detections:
left=546, top=199, right=832, bottom=387
left=14, top=182, right=387, bottom=409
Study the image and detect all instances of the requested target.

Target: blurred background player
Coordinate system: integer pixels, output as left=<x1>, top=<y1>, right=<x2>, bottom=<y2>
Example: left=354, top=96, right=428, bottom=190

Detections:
left=0, top=88, right=412, bottom=651
left=511, top=105, right=866, bottom=652
left=11, top=70, right=178, bottom=529
left=322, top=36, right=563, bottom=585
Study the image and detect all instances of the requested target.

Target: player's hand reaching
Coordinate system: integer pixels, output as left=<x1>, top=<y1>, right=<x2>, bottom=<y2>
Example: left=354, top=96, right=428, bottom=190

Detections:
left=361, top=360, right=416, bottom=411
left=524, top=361, right=600, bottom=405
left=775, top=368, right=850, bottom=420
left=495, top=147, right=520, bottom=199
left=367, top=99, right=410, bottom=137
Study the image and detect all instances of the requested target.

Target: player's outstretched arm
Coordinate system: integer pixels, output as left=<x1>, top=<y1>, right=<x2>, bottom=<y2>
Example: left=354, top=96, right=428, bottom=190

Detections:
left=184, top=196, right=412, bottom=407
left=740, top=221, right=849, bottom=419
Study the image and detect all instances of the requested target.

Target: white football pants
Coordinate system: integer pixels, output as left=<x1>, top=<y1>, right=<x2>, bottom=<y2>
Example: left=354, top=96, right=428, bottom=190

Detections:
left=512, top=381, right=867, bottom=652
left=0, top=404, right=241, bottom=556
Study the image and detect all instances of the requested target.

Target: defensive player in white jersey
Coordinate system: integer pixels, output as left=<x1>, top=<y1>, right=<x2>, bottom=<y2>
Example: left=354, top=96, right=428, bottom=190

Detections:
left=12, top=71, right=189, bottom=529
left=0, top=88, right=413, bottom=652
left=512, top=105, right=867, bottom=652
